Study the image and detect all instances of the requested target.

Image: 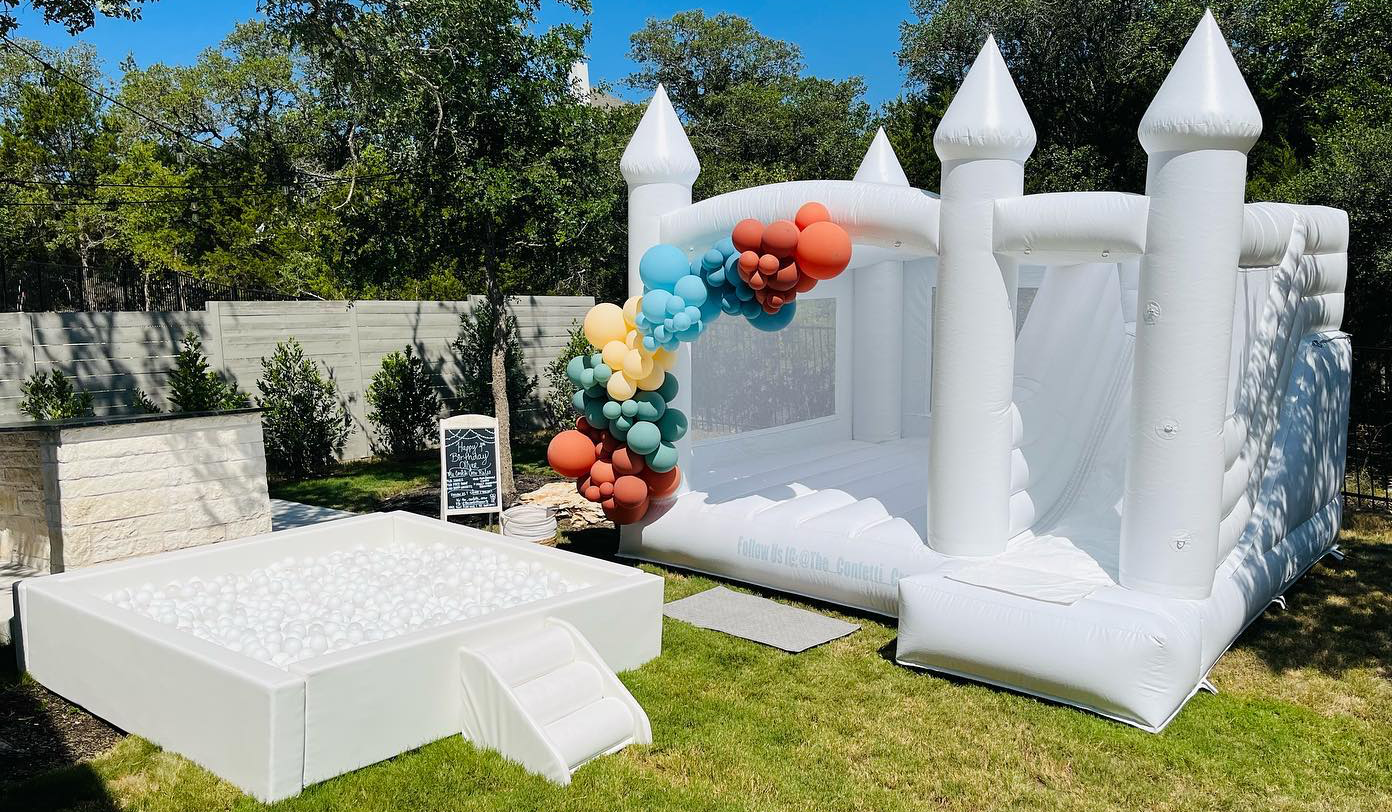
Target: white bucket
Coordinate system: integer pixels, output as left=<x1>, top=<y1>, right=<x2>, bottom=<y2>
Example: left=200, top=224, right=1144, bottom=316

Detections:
left=500, top=504, right=559, bottom=544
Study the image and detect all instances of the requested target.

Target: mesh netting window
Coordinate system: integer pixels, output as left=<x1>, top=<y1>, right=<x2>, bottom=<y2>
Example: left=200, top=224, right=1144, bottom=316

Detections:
left=691, top=298, right=837, bottom=441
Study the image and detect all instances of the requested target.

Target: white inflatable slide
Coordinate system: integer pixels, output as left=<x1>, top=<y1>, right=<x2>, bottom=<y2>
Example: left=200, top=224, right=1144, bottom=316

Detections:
left=617, top=12, right=1351, bottom=730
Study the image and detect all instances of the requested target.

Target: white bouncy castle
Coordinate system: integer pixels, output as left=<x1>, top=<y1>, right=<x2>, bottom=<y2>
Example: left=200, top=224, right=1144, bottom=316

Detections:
left=550, top=12, right=1351, bottom=732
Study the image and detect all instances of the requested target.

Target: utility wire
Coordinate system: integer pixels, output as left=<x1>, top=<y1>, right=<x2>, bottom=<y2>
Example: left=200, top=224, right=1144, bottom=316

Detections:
left=0, top=173, right=396, bottom=190
left=0, top=35, right=231, bottom=157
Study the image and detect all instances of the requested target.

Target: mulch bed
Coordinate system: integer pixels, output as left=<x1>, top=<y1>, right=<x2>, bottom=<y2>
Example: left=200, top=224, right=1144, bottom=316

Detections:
left=0, top=667, right=124, bottom=784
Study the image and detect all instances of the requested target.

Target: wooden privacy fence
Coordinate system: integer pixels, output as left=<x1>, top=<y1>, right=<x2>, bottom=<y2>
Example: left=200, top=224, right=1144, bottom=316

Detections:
left=0, top=296, right=592, bottom=459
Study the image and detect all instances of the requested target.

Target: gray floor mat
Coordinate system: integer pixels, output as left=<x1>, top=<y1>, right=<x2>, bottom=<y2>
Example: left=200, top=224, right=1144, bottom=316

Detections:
left=663, top=586, right=859, bottom=652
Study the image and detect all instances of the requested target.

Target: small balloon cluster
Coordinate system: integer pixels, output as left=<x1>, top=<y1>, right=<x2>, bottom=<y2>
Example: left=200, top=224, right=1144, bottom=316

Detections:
left=547, top=200, right=850, bottom=526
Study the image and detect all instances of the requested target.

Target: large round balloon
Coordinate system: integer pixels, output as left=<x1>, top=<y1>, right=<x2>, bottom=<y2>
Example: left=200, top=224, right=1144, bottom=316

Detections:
left=751, top=301, right=797, bottom=331
left=583, top=303, right=628, bottom=347
left=795, top=221, right=852, bottom=280
left=626, top=421, right=662, bottom=456
left=643, top=465, right=682, bottom=499
left=547, top=430, right=597, bottom=479
left=639, top=244, right=691, bottom=292
left=613, top=475, right=649, bottom=510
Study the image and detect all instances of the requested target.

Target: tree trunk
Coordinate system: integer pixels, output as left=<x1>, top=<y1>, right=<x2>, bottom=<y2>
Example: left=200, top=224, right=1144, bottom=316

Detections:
left=489, top=292, right=516, bottom=505
left=77, top=242, right=94, bottom=311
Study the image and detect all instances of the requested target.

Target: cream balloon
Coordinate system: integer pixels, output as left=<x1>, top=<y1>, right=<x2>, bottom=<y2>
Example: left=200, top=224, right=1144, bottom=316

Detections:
left=583, top=302, right=628, bottom=348
left=623, top=348, right=654, bottom=380
left=606, top=370, right=638, bottom=401
left=653, top=347, right=677, bottom=371
left=625, top=328, right=643, bottom=351
left=601, top=340, right=627, bottom=370
left=622, top=296, right=642, bottom=329
left=636, top=365, right=666, bottom=391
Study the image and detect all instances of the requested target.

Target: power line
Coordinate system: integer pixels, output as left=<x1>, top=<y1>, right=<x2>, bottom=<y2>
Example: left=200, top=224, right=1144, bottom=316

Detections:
left=0, top=35, right=230, bottom=156
left=0, top=173, right=397, bottom=190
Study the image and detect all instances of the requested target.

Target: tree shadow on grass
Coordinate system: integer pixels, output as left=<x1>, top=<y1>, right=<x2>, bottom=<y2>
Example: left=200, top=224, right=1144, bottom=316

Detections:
left=1230, top=512, right=1392, bottom=680
left=0, top=644, right=121, bottom=811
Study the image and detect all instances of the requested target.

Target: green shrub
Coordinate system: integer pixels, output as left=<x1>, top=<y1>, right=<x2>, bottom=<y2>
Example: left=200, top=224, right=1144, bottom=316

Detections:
left=168, top=332, right=249, bottom=412
left=543, top=323, right=592, bottom=429
left=127, top=388, right=162, bottom=414
left=365, top=345, right=441, bottom=457
left=453, top=298, right=537, bottom=428
left=19, top=369, right=93, bottom=421
left=257, top=338, right=352, bottom=477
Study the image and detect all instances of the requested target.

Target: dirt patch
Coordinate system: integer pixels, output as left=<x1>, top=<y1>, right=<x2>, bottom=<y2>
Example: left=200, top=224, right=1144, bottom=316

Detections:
left=0, top=664, right=124, bottom=784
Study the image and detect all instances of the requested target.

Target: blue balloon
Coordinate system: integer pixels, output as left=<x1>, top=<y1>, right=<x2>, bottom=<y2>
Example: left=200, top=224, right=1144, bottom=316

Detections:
left=740, top=299, right=762, bottom=318
left=639, top=244, right=691, bottom=292
left=701, top=248, right=725, bottom=271
left=677, top=323, right=702, bottom=342
left=635, top=312, right=648, bottom=329
left=654, top=324, right=669, bottom=342
left=751, top=301, right=797, bottom=332
left=714, top=237, right=736, bottom=257
left=707, top=268, right=726, bottom=286
left=642, top=289, right=671, bottom=323
left=698, top=294, right=723, bottom=323
left=666, top=295, right=686, bottom=316
left=674, top=275, right=708, bottom=308
left=642, top=335, right=658, bottom=352
left=672, top=312, right=691, bottom=332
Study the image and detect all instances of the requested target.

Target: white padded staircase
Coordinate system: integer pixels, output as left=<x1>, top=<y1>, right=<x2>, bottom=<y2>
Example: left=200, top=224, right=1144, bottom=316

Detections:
left=458, top=618, right=651, bottom=784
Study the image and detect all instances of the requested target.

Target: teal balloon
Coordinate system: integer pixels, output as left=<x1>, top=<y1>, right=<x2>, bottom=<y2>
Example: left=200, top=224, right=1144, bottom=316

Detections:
left=674, top=274, right=708, bottom=308
left=571, top=390, right=586, bottom=413
left=698, top=294, right=723, bottom=323
left=657, top=408, right=688, bottom=443
left=740, top=299, right=761, bottom=318
left=589, top=352, right=604, bottom=368
left=581, top=414, right=605, bottom=432
left=593, top=363, right=612, bottom=384
left=620, top=399, right=639, bottom=418
left=657, top=372, right=679, bottom=402
left=646, top=441, right=679, bottom=473
left=565, top=355, right=587, bottom=386
left=585, top=383, right=606, bottom=399
left=639, top=244, right=690, bottom=292
left=642, top=289, right=671, bottom=322
left=609, top=421, right=628, bottom=441
left=614, top=415, right=634, bottom=433
left=633, top=391, right=667, bottom=422
left=584, top=400, right=608, bottom=428
left=751, top=301, right=796, bottom=332
left=701, top=248, right=725, bottom=271
left=626, top=421, right=662, bottom=455
left=602, top=400, right=622, bottom=420
left=579, top=367, right=595, bottom=389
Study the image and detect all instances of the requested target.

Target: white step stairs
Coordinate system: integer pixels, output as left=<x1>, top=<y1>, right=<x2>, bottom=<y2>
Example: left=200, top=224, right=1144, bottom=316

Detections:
left=459, top=618, right=651, bottom=783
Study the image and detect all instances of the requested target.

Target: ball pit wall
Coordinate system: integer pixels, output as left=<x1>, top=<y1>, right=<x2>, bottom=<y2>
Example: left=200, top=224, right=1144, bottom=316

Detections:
left=17, top=512, right=663, bottom=801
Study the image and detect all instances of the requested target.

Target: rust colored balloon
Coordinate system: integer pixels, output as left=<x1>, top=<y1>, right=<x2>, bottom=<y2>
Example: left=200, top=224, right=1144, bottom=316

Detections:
left=613, top=475, right=649, bottom=509
left=643, top=465, right=682, bottom=499
left=738, top=250, right=760, bottom=274
left=760, top=220, right=800, bottom=258
left=795, top=201, right=831, bottom=230
left=598, top=434, right=621, bottom=461
left=603, top=500, right=649, bottom=525
left=589, top=459, right=615, bottom=485
left=747, top=272, right=767, bottom=290
left=611, top=446, right=646, bottom=476
left=795, top=220, right=852, bottom=280
left=793, top=274, right=818, bottom=293
left=732, top=219, right=765, bottom=254
left=578, top=477, right=602, bottom=503
left=769, top=262, right=800, bottom=291
left=599, top=481, right=614, bottom=498
left=575, top=416, right=599, bottom=437
left=548, top=430, right=598, bottom=478
left=757, top=253, right=780, bottom=277
left=763, top=299, right=781, bottom=315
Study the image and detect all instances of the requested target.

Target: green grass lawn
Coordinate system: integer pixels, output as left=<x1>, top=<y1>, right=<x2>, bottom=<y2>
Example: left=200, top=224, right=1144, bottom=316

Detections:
left=4, top=507, right=1391, bottom=810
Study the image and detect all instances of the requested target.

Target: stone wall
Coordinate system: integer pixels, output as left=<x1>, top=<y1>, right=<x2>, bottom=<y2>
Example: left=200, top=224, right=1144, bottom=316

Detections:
left=2, top=411, right=271, bottom=573
left=0, top=431, right=50, bottom=570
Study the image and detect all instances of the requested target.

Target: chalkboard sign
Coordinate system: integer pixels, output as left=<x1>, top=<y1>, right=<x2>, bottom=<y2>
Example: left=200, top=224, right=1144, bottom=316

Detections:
left=439, top=414, right=502, bottom=520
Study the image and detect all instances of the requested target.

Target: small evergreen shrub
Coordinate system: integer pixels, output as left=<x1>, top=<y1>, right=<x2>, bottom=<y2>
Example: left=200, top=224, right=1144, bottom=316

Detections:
left=19, top=369, right=93, bottom=421
left=168, top=332, right=249, bottom=412
left=366, top=345, right=441, bottom=457
left=453, top=298, right=537, bottom=428
left=543, top=323, right=592, bottom=429
left=257, top=338, right=352, bottom=477
left=127, top=388, right=163, bottom=414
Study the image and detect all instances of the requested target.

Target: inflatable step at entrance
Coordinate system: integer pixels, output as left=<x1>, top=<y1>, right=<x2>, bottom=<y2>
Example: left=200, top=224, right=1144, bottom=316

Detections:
left=458, top=618, right=651, bottom=785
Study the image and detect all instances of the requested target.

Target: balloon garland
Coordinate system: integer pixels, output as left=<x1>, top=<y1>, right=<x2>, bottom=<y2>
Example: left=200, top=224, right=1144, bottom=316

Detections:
left=547, top=202, right=852, bottom=524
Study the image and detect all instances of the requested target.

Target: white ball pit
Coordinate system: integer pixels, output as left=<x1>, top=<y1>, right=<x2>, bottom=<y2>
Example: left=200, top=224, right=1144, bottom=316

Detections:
left=16, top=512, right=663, bottom=801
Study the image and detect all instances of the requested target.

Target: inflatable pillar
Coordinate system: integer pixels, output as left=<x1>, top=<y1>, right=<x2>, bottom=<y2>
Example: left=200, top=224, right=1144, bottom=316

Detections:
left=1119, top=12, right=1262, bottom=599
left=618, top=84, right=700, bottom=514
left=852, top=128, right=910, bottom=443
left=927, top=37, right=1035, bottom=557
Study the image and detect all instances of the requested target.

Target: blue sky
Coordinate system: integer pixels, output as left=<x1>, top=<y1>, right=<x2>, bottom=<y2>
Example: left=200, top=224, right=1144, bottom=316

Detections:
left=9, top=1, right=914, bottom=107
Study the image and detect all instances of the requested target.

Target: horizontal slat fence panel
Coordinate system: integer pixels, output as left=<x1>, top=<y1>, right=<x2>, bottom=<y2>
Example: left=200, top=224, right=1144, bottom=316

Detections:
left=0, top=296, right=591, bottom=459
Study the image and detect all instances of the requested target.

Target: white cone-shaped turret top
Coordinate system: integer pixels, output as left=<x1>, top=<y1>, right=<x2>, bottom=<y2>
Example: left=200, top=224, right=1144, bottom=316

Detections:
left=854, top=127, right=910, bottom=186
left=933, top=36, right=1036, bottom=162
left=620, top=84, right=700, bottom=187
left=1138, top=10, right=1262, bottom=154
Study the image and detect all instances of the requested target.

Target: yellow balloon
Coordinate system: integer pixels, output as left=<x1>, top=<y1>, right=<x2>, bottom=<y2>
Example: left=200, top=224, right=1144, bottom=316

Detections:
left=601, top=340, right=627, bottom=370
left=653, top=347, right=677, bottom=371
left=583, top=302, right=628, bottom=348
left=637, top=366, right=666, bottom=391
left=625, top=328, right=642, bottom=351
left=622, top=296, right=642, bottom=329
left=606, top=370, right=637, bottom=401
left=623, top=348, right=654, bottom=380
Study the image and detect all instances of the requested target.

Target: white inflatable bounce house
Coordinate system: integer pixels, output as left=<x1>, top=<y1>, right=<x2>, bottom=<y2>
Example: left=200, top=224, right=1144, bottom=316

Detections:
left=608, top=12, right=1351, bottom=731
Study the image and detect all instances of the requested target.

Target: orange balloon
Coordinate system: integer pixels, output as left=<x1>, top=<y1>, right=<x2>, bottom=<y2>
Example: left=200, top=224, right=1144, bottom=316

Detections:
left=548, top=430, right=598, bottom=478
left=795, top=220, right=852, bottom=280
left=747, top=272, right=766, bottom=290
left=613, top=475, right=649, bottom=509
left=761, top=220, right=800, bottom=258
left=598, top=434, right=621, bottom=461
left=611, top=446, right=646, bottom=476
left=769, top=262, right=800, bottom=291
left=590, top=459, right=615, bottom=485
left=738, top=250, right=760, bottom=274
left=757, top=253, right=780, bottom=276
left=763, top=299, right=780, bottom=314
left=794, top=274, right=818, bottom=293
left=732, top=219, right=765, bottom=254
left=599, top=481, right=614, bottom=498
left=795, top=201, right=831, bottom=230
left=604, top=500, right=649, bottom=525
left=577, top=476, right=602, bottom=503
left=643, top=465, right=682, bottom=499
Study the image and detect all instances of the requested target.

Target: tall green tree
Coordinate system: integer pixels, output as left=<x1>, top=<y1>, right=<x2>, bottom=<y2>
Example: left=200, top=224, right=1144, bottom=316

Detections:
left=0, top=0, right=150, bottom=37
left=626, top=11, right=873, bottom=197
